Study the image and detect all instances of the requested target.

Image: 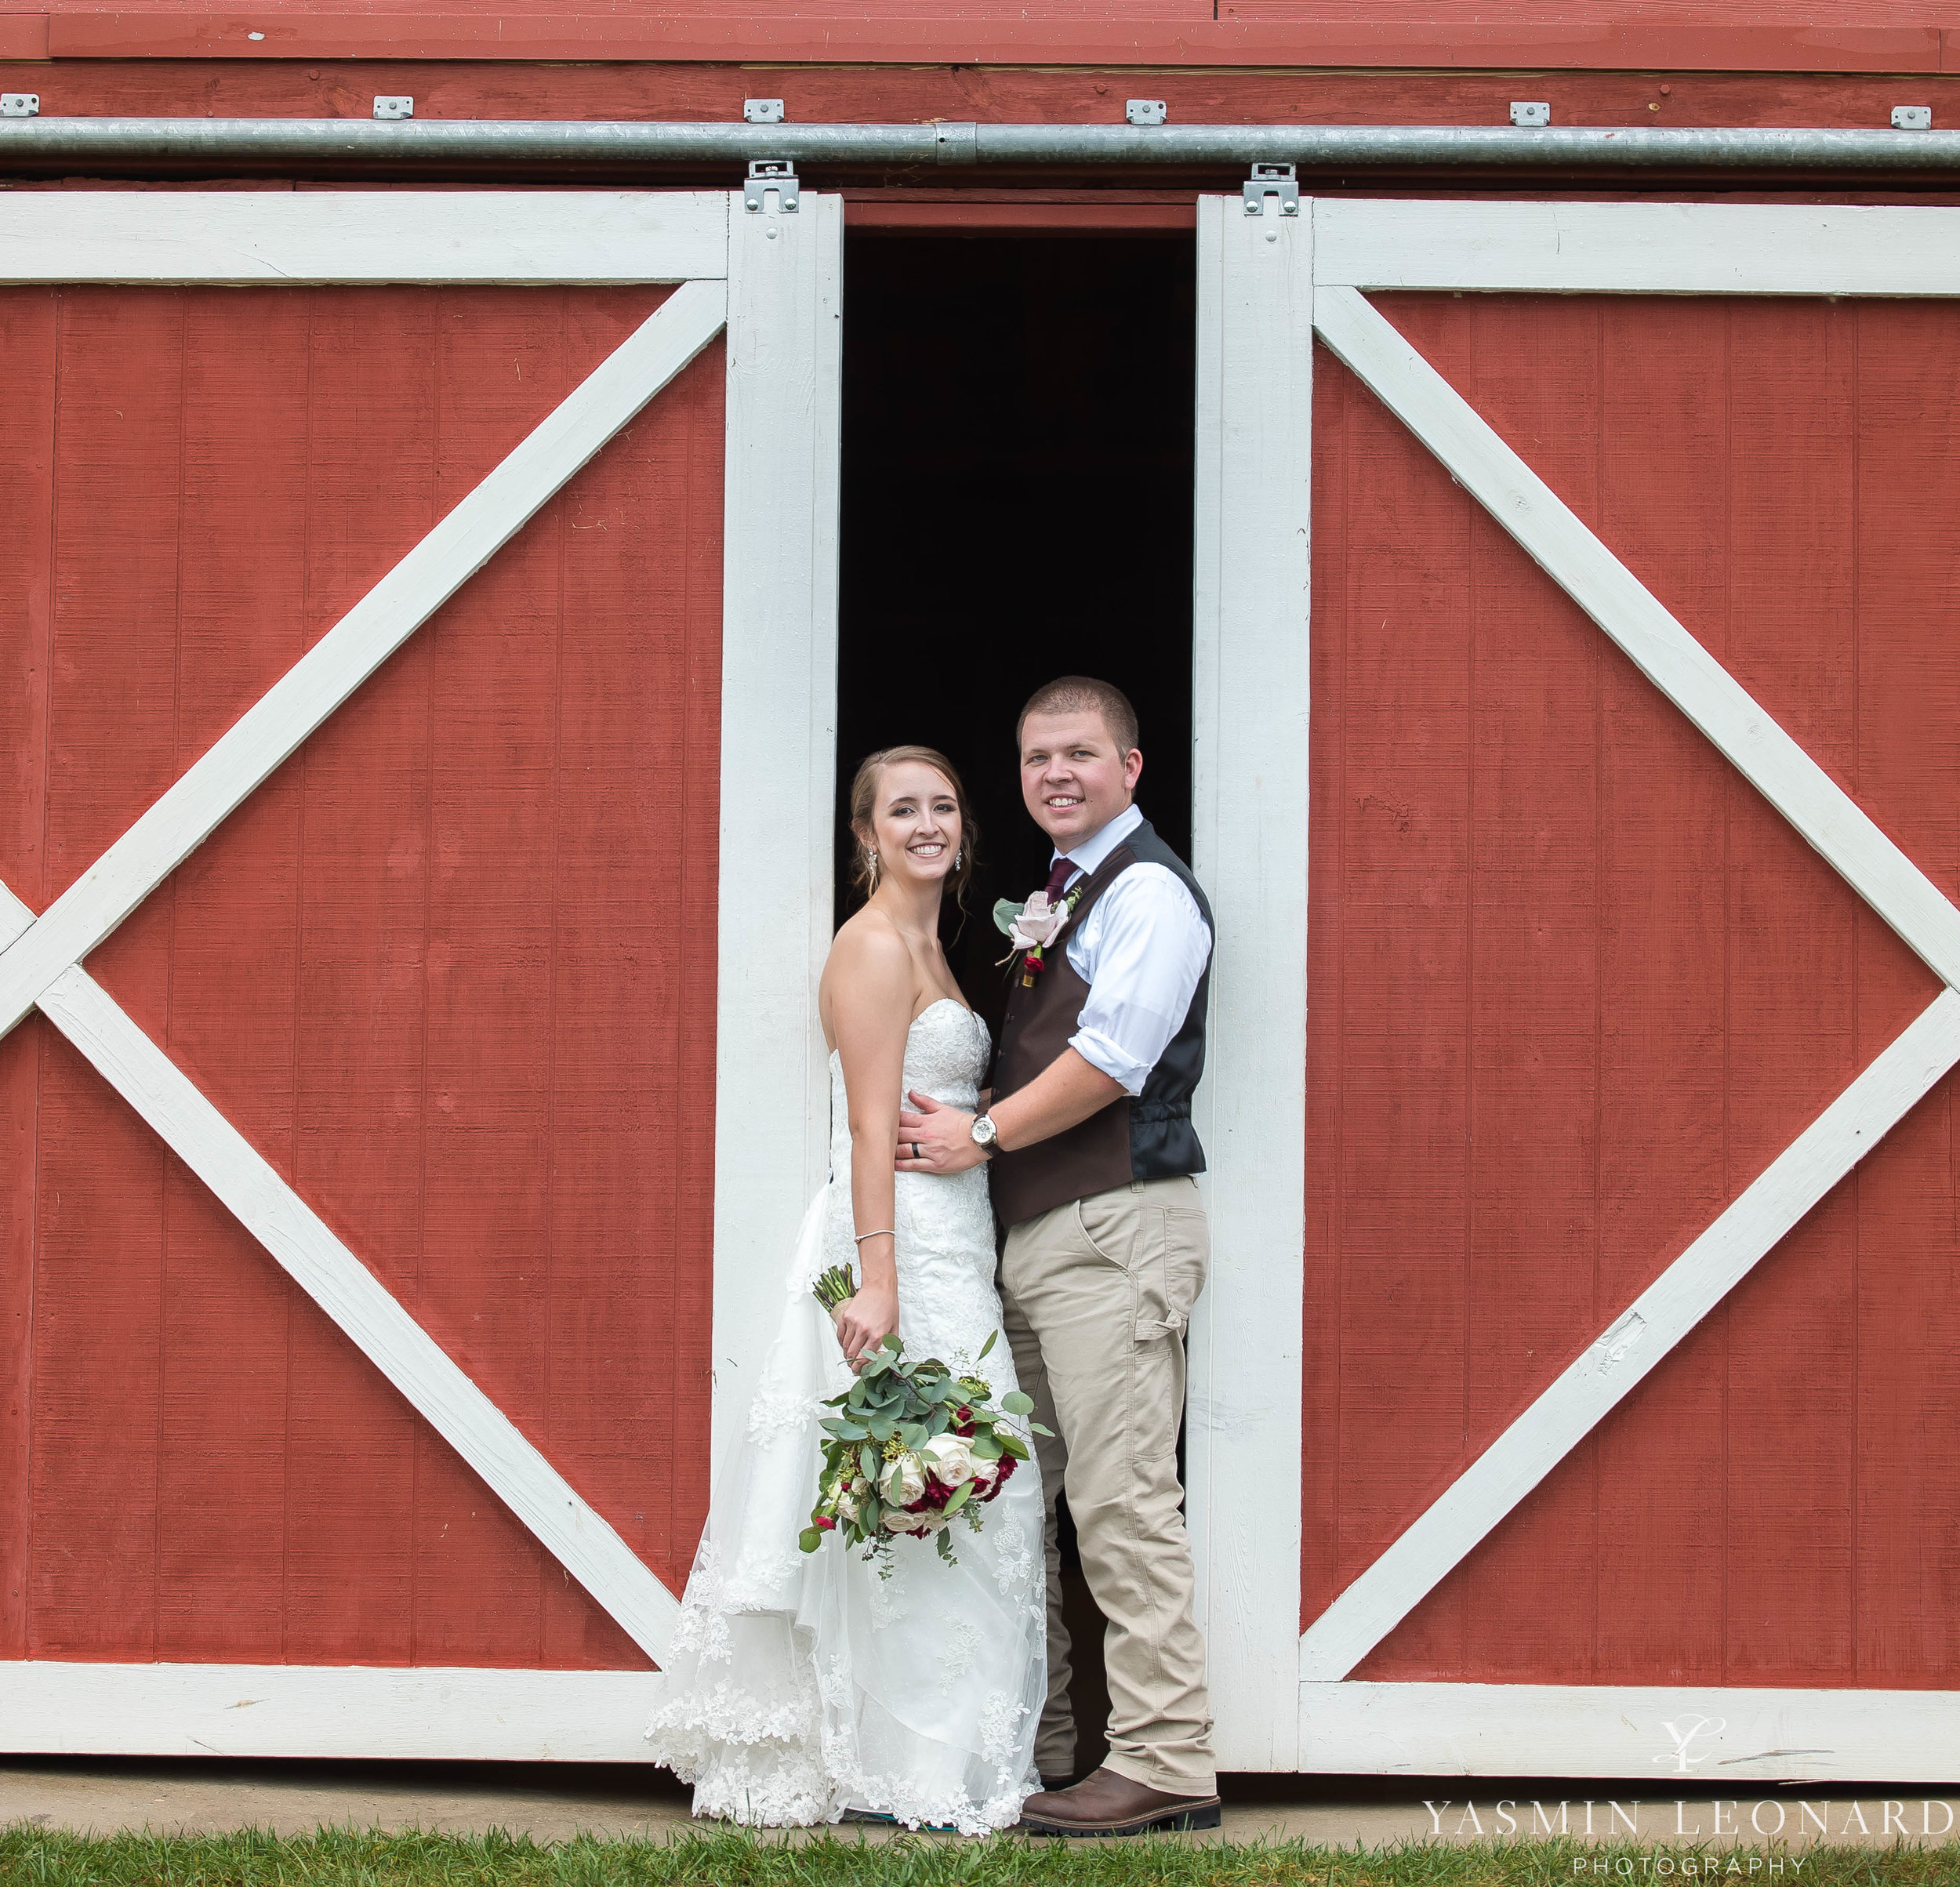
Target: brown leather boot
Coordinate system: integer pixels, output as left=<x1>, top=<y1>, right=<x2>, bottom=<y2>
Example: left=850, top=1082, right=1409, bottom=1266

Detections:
left=1018, top=1765, right=1222, bottom=1836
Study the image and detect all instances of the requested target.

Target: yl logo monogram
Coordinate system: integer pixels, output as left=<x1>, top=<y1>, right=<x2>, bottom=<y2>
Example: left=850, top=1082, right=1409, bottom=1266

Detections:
left=1653, top=1715, right=1728, bottom=1773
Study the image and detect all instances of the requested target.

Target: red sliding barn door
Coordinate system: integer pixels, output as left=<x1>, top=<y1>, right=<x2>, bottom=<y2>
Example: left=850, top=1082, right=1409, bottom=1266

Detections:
left=1305, top=290, right=1960, bottom=1695
left=0, top=281, right=721, bottom=1674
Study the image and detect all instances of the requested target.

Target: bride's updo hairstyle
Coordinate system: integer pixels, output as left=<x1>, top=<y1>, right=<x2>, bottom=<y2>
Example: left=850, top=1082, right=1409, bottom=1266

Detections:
left=848, top=745, right=979, bottom=913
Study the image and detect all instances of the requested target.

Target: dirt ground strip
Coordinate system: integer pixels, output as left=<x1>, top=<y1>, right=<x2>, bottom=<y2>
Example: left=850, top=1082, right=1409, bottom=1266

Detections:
left=2, top=1762, right=1957, bottom=1851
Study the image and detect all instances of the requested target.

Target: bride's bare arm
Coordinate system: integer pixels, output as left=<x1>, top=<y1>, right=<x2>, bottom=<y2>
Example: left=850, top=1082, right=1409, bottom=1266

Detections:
left=828, top=917, right=913, bottom=1367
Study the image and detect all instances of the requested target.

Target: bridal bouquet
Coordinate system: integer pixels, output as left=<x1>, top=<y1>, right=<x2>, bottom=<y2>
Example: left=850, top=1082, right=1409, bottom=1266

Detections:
left=802, top=1268, right=1047, bottom=1570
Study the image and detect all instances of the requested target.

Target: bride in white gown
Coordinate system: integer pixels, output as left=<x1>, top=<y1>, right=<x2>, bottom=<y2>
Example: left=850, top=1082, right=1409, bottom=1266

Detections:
left=644, top=746, right=1047, bottom=1833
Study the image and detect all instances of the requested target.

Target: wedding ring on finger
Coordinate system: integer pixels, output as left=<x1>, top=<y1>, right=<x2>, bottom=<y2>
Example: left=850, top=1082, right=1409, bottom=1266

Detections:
left=912, top=1141, right=922, bottom=1162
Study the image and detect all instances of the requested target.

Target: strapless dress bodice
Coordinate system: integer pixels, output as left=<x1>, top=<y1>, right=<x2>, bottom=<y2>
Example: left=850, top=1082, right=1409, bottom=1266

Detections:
left=822, top=997, right=1000, bottom=1375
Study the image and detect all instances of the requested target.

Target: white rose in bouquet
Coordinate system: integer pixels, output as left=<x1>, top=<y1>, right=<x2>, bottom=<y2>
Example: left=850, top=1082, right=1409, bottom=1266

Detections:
left=879, top=1451, right=927, bottom=1506
left=922, top=1432, right=984, bottom=1487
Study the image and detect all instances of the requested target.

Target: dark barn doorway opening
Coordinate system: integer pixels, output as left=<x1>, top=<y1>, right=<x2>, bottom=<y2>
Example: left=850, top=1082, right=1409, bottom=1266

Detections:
left=836, top=230, right=1196, bottom=1023
left=837, top=228, right=1197, bottom=1776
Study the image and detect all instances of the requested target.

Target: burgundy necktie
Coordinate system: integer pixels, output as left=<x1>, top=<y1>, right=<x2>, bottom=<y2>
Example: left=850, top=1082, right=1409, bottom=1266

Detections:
left=1044, top=856, right=1076, bottom=902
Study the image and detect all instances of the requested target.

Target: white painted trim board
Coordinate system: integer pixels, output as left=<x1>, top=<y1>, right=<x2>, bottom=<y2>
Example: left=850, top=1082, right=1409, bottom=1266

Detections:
left=1301, top=1681, right=1960, bottom=1785
left=1315, top=199, right=1960, bottom=297
left=710, top=191, right=844, bottom=1456
left=0, top=1664, right=664, bottom=1763
left=0, top=191, right=728, bottom=285
left=1189, top=191, right=1312, bottom=1773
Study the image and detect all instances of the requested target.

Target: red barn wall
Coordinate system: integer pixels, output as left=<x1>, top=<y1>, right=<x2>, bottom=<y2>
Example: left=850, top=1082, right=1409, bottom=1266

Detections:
left=1305, top=295, right=1960, bottom=1687
left=6, top=1, right=1960, bottom=71
left=0, top=283, right=721, bottom=1668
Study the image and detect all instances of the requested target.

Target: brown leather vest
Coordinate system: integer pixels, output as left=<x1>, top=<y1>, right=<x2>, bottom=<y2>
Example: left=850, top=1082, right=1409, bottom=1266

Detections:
left=989, top=820, right=1212, bottom=1227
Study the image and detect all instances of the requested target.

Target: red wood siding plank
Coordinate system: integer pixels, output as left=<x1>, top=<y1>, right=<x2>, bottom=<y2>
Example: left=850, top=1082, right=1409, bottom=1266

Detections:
left=1455, top=298, right=1605, bottom=1684
left=12, top=64, right=1960, bottom=141
left=28, top=289, right=187, bottom=1658
left=1717, top=303, right=1863, bottom=1685
left=0, top=1018, right=39, bottom=1660
left=1845, top=303, right=1960, bottom=1682
left=0, top=290, right=56, bottom=1662
left=1591, top=298, right=1731, bottom=1685
left=1301, top=339, right=1346, bottom=1651
left=151, top=290, right=314, bottom=1661
left=23, top=9, right=1951, bottom=74
left=1327, top=296, right=1475, bottom=1681
left=29, top=1034, right=166, bottom=1655
left=282, top=288, right=439, bottom=1663
left=401, top=288, right=569, bottom=1667
left=540, top=292, right=720, bottom=1660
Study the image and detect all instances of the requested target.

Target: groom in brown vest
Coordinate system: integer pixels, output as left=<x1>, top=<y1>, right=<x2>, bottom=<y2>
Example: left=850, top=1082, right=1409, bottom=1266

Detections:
left=896, top=675, right=1218, bottom=1837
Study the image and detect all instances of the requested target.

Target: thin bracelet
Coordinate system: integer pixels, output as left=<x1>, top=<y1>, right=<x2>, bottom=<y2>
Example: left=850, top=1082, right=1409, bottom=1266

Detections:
left=853, top=1228, right=895, bottom=1243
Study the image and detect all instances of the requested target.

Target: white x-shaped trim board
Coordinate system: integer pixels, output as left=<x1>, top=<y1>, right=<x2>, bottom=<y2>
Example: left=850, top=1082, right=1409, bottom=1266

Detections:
left=0, top=191, right=844, bottom=1679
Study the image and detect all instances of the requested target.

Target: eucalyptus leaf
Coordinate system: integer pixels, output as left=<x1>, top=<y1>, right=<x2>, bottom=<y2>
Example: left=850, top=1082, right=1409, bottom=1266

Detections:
left=859, top=1444, right=880, bottom=1483
left=798, top=1528, right=822, bottom=1554
left=999, top=1433, right=1029, bottom=1461
left=977, top=1329, right=996, bottom=1360
left=992, top=897, right=1025, bottom=937
left=1001, top=1390, right=1034, bottom=1416
left=969, top=1433, right=1003, bottom=1460
left=943, top=1480, right=974, bottom=1515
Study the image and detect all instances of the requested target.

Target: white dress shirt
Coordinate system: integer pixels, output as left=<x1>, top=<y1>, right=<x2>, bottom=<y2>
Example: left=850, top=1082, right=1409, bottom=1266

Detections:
left=1048, top=803, right=1213, bottom=1097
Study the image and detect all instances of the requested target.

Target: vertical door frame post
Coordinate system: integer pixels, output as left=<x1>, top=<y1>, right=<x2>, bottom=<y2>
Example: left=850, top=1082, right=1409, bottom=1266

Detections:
left=1188, top=191, right=1313, bottom=1770
left=710, top=191, right=846, bottom=1460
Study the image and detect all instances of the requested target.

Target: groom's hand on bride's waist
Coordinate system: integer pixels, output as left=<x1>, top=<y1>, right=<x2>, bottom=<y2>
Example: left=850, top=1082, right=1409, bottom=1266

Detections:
left=895, top=1091, right=987, bottom=1174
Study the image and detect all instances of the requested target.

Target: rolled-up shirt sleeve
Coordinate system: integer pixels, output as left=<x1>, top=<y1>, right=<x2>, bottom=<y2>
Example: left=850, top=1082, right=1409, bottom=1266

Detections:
left=1067, top=867, right=1213, bottom=1096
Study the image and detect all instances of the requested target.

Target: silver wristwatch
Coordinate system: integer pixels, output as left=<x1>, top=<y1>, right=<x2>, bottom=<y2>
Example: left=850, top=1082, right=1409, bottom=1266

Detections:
left=970, top=1112, right=1000, bottom=1156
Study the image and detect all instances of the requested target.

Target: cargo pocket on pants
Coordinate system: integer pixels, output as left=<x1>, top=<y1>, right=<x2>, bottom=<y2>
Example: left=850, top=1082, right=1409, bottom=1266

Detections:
left=1133, top=1205, right=1209, bottom=1342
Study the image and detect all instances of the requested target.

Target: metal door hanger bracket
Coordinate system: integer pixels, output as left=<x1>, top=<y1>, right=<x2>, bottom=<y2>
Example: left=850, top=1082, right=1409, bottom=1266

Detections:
left=1243, top=161, right=1299, bottom=218
left=744, top=158, right=800, bottom=214
left=0, top=94, right=38, bottom=117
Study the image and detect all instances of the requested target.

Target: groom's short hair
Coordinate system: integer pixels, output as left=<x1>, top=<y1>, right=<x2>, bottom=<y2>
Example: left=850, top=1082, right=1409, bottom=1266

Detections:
left=1017, top=676, right=1139, bottom=757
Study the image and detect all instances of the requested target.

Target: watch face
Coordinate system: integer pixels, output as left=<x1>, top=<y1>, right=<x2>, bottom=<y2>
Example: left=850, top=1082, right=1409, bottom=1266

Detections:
left=972, top=1115, right=996, bottom=1145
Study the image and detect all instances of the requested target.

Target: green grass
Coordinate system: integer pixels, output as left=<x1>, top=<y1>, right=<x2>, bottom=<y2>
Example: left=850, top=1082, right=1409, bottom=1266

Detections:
left=3, top=1828, right=1958, bottom=1887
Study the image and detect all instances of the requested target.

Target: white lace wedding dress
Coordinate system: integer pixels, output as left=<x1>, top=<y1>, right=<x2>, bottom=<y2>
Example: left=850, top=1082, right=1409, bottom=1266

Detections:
left=644, top=999, right=1047, bottom=1833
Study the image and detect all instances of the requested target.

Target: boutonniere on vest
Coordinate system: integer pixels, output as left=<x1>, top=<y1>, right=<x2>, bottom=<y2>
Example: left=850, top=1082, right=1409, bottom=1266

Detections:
left=993, top=884, right=1086, bottom=987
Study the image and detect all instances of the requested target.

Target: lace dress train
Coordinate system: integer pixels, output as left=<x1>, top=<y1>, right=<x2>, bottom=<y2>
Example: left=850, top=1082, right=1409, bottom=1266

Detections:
left=644, top=1001, right=1047, bottom=1832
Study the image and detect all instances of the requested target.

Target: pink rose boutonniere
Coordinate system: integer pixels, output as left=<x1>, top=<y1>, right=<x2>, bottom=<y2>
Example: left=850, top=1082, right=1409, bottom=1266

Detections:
left=994, top=884, right=1086, bottom=989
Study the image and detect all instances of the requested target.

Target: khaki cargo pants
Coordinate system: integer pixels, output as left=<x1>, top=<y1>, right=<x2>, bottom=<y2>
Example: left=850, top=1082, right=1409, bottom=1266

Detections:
left=999, top=1173, right=1216, bottom=1795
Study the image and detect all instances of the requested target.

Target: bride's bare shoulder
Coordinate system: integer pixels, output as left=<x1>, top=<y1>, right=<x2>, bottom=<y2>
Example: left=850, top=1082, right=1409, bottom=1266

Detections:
left=825, top=905, right=913, bottom=992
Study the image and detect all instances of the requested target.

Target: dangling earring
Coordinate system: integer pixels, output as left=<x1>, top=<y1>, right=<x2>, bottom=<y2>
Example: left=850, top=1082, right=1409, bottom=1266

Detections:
left=864, top=846, right=880, bottom=889
left=953, top=848, right=963, bottom=869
